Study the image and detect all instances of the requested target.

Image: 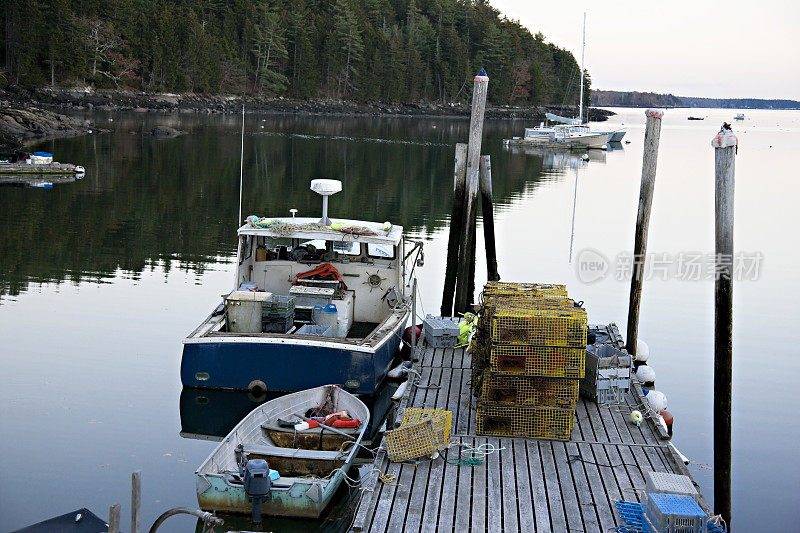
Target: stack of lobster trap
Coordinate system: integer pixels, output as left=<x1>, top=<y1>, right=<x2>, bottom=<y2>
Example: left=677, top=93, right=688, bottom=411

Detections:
left=471, top=281, right=587, bottom=441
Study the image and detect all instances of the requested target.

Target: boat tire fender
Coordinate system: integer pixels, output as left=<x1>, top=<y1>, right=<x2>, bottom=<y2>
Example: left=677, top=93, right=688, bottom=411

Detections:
left=247, top=380, right=268, bottom=398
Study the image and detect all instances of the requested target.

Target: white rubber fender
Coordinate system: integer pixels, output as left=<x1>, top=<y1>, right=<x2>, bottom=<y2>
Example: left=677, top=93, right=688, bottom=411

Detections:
left=646, top=390, right=668, bottom=412
left=635, top=339, right=650, bottom=362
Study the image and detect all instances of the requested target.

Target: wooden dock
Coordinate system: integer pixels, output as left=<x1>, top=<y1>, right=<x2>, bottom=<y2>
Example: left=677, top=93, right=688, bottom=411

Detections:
left=352, top=325, right=709, bottom=532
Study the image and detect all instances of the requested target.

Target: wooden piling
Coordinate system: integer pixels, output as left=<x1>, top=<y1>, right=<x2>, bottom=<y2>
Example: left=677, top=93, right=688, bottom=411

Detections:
left=479, top=155, right=499, bottom=282
left=131, top=471, right=142, bottom=533
left=411, top=278, right=417, bottom=355
left=625, top=109, right=663, bottom=356
left=712, top=124, right=737, bottom=528
left=108, top=504, right=121, bottom=533
left=454, top=69, right=489, bottom=314
left=441, top=143, right=468, bottom=317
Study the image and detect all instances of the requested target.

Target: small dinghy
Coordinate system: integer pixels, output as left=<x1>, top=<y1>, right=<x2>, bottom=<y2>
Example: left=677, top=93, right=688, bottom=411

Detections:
left=195, top=385, right=369, bottom=520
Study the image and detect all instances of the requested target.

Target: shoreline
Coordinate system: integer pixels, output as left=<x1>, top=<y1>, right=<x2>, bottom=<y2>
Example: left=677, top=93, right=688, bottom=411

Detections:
left=1, top=86, right=612, bottom=148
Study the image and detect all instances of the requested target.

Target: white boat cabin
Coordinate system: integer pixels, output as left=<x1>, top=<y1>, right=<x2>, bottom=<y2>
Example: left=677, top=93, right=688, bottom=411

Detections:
left=227, top=216, right=409, bottom=340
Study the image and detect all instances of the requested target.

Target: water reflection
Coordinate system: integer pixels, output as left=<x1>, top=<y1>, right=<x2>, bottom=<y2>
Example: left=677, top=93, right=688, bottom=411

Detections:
left=0, top=112, right=575, bottom=301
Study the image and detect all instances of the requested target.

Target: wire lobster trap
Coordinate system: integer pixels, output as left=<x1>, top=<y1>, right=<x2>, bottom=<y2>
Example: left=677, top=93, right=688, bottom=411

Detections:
left=384, top=408, right=452, bottom=462
left=479, top=372, right=579, bottom=408
left=491, top=304, right=587, bottom=348
left=490, top=344, right=585, bottom=378
left=476, top=403, right=575, bottom=441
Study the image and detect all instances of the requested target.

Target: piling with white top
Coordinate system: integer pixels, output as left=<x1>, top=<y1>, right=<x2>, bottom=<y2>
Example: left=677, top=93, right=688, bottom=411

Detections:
left=712, top=123, right=737, bottom=529
left=626, top=109, right=663, bottom=357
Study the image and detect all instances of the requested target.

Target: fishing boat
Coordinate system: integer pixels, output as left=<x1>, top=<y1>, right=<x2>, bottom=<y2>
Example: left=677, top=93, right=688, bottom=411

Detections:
left=181, top=179, right=422, bottom=395
left=195, top=385, right=369, bottom=519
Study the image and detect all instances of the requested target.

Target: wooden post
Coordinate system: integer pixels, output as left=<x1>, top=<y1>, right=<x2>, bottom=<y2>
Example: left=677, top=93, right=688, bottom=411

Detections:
left=454, top=69, right=489, bottom=314
left=131, top=471, right=142, bottom=533
left=626, top=109, right=663, bottom=356
left=479, top=155, right=499, bottom=282
left=712, top=124, right=737, bottom=528
left=410, top=278, right=417, bottom=355
left=108, top=504, right=121, bottom=533
left=440, top=143, right=468, bottom=317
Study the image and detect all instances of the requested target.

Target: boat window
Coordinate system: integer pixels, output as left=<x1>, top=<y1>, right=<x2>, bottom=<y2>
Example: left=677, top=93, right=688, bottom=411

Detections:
left=332, top=241, right=361, bottom=256
left=367, top=243, right=395, bottom=259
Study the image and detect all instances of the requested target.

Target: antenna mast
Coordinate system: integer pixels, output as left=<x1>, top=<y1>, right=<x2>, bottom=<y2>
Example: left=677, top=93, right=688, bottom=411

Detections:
left=579, top=12, right=586, bottom=124
left=238, top=105, right=245, bottom=226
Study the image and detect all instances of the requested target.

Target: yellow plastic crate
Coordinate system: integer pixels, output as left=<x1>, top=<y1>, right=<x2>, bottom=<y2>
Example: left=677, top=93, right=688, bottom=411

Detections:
left=384, top=418, right=438, bottom=462
left=489, top=345, right=585, bottom=378
left=476, top=404, right=575, bottom=441
left=479, top=372, right=579, bottom=408
left=402, top=408, right=452, bottom=444
left=491, top=305, right=587, bottom=347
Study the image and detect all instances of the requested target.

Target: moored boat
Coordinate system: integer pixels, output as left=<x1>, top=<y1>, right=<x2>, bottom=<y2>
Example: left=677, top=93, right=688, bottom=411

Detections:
left=195, top=384, right=369, bottom=519
left=181, top=179, right=422, bottom=395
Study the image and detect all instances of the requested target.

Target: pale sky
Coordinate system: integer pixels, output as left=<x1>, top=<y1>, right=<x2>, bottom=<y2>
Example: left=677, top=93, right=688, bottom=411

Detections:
left=490, top=0, right=800, bottom=100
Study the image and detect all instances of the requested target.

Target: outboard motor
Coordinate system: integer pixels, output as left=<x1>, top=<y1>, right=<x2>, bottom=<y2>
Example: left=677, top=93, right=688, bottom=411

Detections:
left=243, top=459, right=271, bottom=525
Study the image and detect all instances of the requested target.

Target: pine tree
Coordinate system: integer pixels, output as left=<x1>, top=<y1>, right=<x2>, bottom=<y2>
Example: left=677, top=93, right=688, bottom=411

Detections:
left=252, top=3, right=288, bottom=95
left=333, top=0, right=363, bottom=97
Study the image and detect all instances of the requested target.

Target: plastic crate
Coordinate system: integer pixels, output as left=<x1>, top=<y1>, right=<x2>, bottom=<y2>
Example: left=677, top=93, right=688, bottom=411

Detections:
left=384, top=408, right=452, bottom=462
left=644, top=472, right=700, bottom=500
left=475, top=404, right=575, bottom=440
left=423, top=317, right=460, bottom=348
left=384, top=418, right=438, bottom=462
left=401, top=408, right=452, bottom=445
left=616, top=500, right=725, bottom=533
left=491, top=305, right=587, bottom=347
left=263, top=315, right=294, bottom=333
left=490, top=345, right=585, bottom=378
left=644, top=493, right=706, bottom=533
left=479, top=372, right=579, bottom=408
left=262, top=294, right=295, bottom=318
left=295, top=324, right=334, bottom=337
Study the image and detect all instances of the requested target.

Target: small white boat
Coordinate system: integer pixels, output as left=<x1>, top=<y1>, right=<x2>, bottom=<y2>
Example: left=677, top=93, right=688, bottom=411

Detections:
left=552, top=125, right=608, bottom=149
left=195, top=384, right=369, bottom=519
left=734, top=113, right=745, bottom=120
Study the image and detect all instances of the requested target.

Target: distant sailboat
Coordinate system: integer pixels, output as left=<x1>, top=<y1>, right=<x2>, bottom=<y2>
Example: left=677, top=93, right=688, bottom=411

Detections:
left=506, top=14, right=624, bottom=148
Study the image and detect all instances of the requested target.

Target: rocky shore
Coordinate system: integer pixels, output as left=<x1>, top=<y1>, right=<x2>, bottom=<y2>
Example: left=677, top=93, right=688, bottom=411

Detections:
left=0, top=86, right=612, bottom=147
left=0, top=106, right=96, bottom=149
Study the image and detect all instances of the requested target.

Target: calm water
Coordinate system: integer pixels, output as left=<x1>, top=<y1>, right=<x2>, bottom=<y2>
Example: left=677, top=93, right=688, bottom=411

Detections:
left=1, top=107, right=798, bottom=531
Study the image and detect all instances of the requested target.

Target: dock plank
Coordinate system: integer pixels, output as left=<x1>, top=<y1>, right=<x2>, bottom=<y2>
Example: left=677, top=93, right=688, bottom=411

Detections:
left=353, top=328, right=710, bottom=532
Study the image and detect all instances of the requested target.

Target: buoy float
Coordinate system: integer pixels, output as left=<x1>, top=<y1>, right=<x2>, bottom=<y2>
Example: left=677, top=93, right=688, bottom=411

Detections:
left=659, top=409, right=674, bottom=437
left=636, top=364, right=656, bottom=387
left=646, top=390, right=668, bottom=412
left=656, top=414, right=668, bottom=434
left=635, top=339, right=650, bottom=362
left=630, top=410, right=643, bottom=427
left=403, top=325, right=422, bottom=344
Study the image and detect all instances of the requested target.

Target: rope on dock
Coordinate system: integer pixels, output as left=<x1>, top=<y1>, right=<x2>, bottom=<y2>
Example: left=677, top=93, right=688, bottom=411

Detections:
left=444, top=442, right=504, bottom=467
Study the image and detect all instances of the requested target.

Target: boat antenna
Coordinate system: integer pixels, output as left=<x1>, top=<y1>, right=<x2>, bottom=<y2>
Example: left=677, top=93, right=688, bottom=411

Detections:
left=237, top=104, right=245, bottom=227
left=578, top=12, right=586, bottom=124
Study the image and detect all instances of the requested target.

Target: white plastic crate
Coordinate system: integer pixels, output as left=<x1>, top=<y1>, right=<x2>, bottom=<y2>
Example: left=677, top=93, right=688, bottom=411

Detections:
left=644, top=471, right=699, bottom=501
left=423, top=316, right=459, bottom=348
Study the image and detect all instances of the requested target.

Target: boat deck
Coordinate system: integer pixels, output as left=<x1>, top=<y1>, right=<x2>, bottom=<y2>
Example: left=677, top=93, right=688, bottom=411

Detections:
left=351, top=325, right=709, bottom=532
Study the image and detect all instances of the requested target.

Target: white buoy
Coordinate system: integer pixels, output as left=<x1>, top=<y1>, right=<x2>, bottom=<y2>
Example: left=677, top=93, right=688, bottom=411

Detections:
left=636, top=364, right=656, bottom=385
left=635, top=339, right=650, bottom=362
left=392, top=379, right=410, bottom=400
left=646, top=390, right=668, bottom=411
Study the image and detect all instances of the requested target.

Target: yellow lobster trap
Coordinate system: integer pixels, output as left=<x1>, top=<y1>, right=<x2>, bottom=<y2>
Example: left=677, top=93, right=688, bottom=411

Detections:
left=476, top=404, right=575, bottom=441
left=489, top=344, right=585, bottom=378
left=490, top=304, right=587, bottom=348
left=384, top=408, right=452, bottom=462
left=479, top=372, right=579, bottom=408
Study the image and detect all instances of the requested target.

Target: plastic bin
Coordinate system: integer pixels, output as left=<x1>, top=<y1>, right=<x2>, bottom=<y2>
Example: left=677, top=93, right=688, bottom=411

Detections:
left=263, top=315, right=294, bottom=333
left=643, top=493, right=706, bottom=533
left=423, top=316, right=459, bottom=348
left=296, top=324, right=334, bottom=337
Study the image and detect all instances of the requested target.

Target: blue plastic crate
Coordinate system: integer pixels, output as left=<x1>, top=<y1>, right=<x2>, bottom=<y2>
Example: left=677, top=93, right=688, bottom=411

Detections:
left=644, top=493, right=706, bottom=533
left=614, top=500, right=726, bottom=533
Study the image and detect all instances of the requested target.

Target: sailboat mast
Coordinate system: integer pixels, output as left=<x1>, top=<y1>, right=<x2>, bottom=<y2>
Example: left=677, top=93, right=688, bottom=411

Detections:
left=579, top=12, right=586, bottom=124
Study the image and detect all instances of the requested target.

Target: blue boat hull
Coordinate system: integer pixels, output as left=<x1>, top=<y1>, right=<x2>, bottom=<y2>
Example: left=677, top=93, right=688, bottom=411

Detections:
left=181, top=323, right=404, bottom=395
